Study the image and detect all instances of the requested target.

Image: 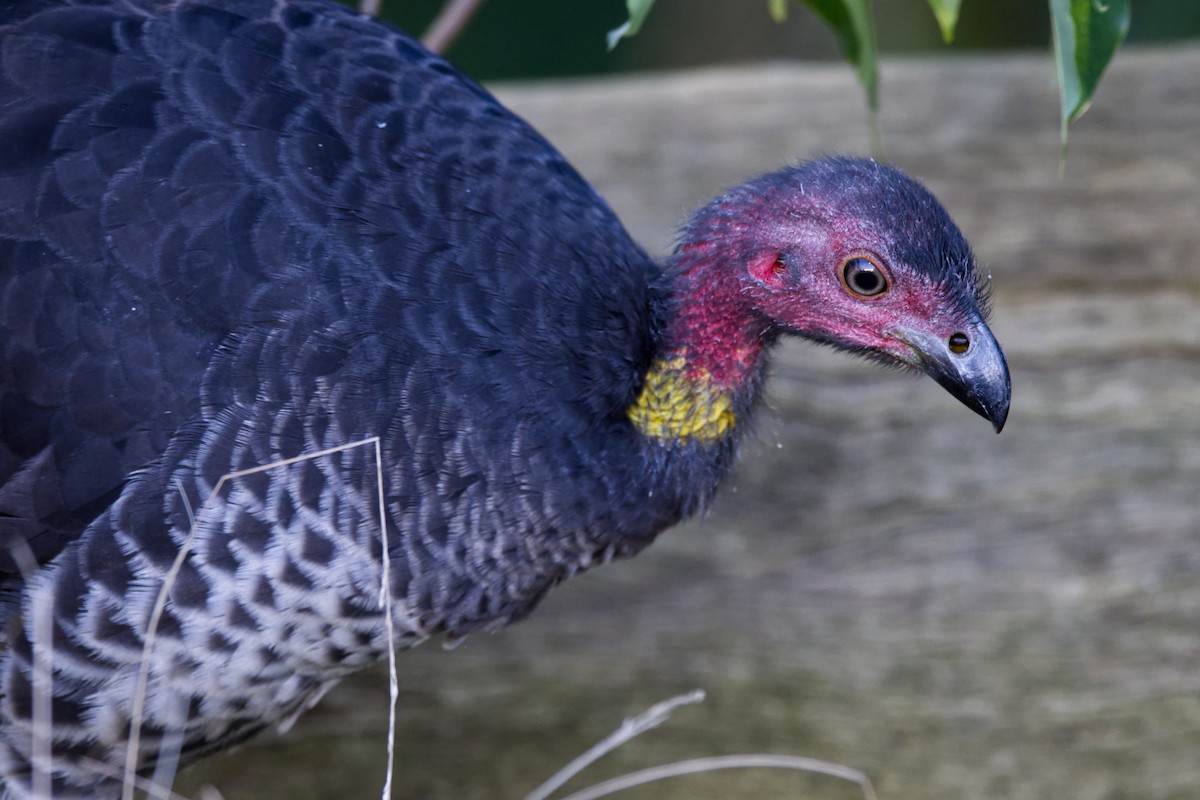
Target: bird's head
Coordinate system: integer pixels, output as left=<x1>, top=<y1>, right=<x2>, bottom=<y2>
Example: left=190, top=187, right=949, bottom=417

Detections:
left=671, top=157, right=1010, bottom=433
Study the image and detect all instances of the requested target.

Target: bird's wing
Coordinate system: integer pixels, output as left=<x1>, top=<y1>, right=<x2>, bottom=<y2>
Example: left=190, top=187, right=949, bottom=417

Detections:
left=0, top=2, right=215, bottom=578
left=0, top=0, right=660, bottom=592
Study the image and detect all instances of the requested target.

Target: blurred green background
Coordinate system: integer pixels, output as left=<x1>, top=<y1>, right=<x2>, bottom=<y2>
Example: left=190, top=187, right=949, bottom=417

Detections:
left=356, top=0, right=1200, bottom=80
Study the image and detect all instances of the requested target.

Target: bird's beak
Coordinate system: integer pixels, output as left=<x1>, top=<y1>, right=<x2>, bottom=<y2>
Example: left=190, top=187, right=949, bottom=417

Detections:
left=898, top=315, right=1011, bottom=433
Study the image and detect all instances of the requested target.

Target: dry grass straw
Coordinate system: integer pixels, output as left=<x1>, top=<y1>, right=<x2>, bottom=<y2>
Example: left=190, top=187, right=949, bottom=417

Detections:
left=17, top=437, right=875, bottom=800
left=121, top=437, right=398, bottom=800
left=524, top=691, right=878, bottom=800
left=8, top=541, right=53, bottom=800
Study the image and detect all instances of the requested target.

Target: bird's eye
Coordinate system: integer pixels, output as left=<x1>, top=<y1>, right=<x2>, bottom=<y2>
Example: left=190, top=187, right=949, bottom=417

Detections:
left=840, top=257, right=889, bottom=298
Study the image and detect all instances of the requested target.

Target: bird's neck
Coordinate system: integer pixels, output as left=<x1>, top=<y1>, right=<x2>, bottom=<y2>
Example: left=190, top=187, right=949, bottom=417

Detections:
left=628, top=247, right=770, bottom=444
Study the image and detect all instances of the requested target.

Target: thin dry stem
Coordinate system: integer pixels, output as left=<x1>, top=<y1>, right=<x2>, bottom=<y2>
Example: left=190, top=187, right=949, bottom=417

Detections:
left=7, top=541, right=53, bottom=800
left=122, top=437, right=388, bottom=800
left=371, top=438, right=401, bottom=800
left=139, top=479, right=198, bottom=798
left=527, top=691, right=878, bottom=800
left=553, top=754, right=879, bottom=800
left=146, top=724, right=185, bottom=800
left=422, top=0, right=487, bottom=54
left=523, top=690, right=706, bottom=800
left=81, top=754, right=195, bottom=800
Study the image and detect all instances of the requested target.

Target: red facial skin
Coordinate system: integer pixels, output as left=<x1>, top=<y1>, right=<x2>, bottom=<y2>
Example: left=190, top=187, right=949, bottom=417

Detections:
left=663, top=194, right=977, bottom=390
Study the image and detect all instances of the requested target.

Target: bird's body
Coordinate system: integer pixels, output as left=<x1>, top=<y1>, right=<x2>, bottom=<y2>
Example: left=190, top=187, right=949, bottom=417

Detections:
left=0, top=0, right=1009, bottom=797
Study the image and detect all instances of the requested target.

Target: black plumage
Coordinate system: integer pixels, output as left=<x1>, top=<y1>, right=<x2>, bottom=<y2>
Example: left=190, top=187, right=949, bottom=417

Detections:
left=0, top=1, right=1009, bottom=797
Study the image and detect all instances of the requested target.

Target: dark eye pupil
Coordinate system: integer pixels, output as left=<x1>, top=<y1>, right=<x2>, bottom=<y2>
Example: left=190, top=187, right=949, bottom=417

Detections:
left=843, top=258, right=886, bottom=297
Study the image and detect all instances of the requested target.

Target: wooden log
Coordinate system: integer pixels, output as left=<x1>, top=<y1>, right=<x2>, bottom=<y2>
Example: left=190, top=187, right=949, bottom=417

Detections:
left=181, top=47, right=1200, bottom=800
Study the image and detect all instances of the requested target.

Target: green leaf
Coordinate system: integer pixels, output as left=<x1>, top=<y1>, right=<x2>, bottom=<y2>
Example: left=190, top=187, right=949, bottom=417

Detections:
left=926, top=0, right=962, bottom=43
left=798, top=0, right=880, bottom=152
left=607, top=0, right=657, bottom=51
left=768, top=0, right=790, bottom=24
left=798, top=0, right=877, bottom=110
left=1050, top=0, right=1131, bottom=150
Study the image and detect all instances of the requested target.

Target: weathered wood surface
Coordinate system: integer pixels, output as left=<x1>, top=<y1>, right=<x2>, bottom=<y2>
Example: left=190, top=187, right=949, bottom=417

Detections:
left=182, top=47, right=1200, bottom=800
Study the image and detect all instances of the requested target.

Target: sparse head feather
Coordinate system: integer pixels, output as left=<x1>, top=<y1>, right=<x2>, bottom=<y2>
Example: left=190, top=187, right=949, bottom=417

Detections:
left=790, top=157, right=988, bottom=315
left=679, top=156, right=991, bottom=318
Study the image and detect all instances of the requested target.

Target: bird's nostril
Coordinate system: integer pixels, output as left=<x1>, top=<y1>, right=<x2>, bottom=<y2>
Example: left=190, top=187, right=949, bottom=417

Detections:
left=948, top=332, right=970, bottom=354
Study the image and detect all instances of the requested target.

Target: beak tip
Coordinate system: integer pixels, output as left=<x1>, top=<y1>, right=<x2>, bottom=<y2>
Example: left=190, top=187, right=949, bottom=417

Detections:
left=991, top=379, right=1012, bottom=434
left=969, top=396, right=1008, bottom=434
left=978, top=383, right=1010, bottom=434
left=986, top=392, right=1010, bottom=434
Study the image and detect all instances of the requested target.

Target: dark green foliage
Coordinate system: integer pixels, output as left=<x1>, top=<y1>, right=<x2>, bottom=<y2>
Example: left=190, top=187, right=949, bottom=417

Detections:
left=608, top=0, right=1136, bottom=150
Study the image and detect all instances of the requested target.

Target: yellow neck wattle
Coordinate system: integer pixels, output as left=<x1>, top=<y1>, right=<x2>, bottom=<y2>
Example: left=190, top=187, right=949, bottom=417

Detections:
left=627, top=354, right=736, bottom=443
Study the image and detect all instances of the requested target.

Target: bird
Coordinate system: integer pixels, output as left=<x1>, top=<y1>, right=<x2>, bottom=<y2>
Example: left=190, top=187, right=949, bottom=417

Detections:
left=0, top=0, right=1010, bottom=796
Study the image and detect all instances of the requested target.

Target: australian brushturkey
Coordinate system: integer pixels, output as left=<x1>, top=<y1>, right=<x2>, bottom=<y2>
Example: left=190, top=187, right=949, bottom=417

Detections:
left=0, top=0, right=1010, bottom=796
